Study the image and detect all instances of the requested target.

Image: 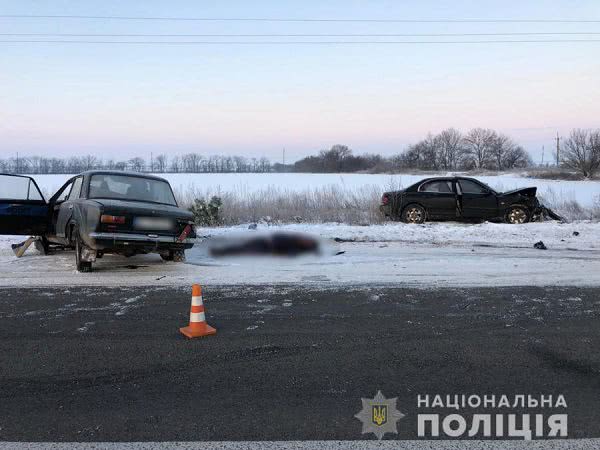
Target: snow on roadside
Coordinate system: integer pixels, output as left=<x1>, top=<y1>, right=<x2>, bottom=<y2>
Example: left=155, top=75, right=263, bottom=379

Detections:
left=1, top=221, right=598, bottom=288
left=198, top=220, right=600, bottom=251
left=2, top=221, right=597, bottom=256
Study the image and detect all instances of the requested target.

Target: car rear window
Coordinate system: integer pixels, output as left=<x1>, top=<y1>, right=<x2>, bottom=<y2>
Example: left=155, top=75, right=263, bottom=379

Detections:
left=89, top=174, right=177, bottom=206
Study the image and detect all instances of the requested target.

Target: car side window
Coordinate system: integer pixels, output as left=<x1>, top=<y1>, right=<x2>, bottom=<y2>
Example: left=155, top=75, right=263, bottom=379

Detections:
left=0, top=175, right=44, bottom=201
left=419, top=180, right=453, bottom=193
left=459, top=180, right=487, bottom=194
left=55, top=181, right=74, bottom=203
left=68, top=177, right=83, bottom=200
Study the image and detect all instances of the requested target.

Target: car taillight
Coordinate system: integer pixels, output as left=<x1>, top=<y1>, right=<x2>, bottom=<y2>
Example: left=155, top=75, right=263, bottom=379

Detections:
left=101, top=215, right=126, bottom=224
left=381, top=194, right=390, bottom=205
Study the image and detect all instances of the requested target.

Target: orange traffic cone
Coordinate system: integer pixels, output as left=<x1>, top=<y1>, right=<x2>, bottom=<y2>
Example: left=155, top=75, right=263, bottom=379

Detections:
left=180, top=284, right=217, bottom=338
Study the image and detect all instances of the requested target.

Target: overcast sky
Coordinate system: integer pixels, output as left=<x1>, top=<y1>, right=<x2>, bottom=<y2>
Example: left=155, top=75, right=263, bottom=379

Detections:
left=1, top=0, right=599, bottom=163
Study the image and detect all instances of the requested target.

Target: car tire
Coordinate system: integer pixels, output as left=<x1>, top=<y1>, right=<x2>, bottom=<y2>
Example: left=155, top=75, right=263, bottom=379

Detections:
left=75, top=230, right=93, bottom=273
left=505, top=206, right=530, bottom=224
left=161, top=250, right=186, bottom=262
left=401, top=204, right=427, bottom=224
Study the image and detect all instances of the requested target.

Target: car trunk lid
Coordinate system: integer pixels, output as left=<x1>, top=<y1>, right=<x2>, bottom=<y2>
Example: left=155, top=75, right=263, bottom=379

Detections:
left=90, top=198, right=193, bottom=236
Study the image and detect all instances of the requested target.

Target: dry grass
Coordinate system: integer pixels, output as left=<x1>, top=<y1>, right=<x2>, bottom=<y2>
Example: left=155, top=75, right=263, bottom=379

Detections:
left=175, top=181, right=599, bottom=225
left=525, top=167, right=591, bottom=181
left=538, top=188, right=600, bottom=222
left=175, top=184, right=389, bottom=225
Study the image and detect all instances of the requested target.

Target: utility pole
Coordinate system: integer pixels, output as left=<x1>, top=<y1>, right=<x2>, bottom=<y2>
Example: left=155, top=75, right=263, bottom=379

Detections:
left=541, top=146, right=544, bottom=166
left=16, top=152, right=19, bottom=174
left=282, top=147, right=286, bottom=166
left=150, top=152, right=153, bottom=173
left=555, top=132, right=561, bottom=166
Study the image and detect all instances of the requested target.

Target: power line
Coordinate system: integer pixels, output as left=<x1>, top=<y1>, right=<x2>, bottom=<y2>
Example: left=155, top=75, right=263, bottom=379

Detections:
left=1, top=14, right=600, bottom=23
left=2, top=32, right=600, bottom=37
left=1, top=39, right=600, bottom=44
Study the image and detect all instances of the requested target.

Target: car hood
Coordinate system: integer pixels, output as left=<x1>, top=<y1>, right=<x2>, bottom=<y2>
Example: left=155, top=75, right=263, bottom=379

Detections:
left=499, top=187, right=537, bottom=197
left=89, top=198, right=193, bottom=221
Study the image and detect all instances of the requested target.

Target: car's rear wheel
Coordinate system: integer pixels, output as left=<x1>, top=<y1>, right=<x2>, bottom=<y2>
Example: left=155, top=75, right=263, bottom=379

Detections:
left=160, top=250, right=186, bottom=262
left=75, top=230, right=93, bottom=272
left=402, top=204, right=426, bottom=224
left=506, top=206, right=530, bottom=224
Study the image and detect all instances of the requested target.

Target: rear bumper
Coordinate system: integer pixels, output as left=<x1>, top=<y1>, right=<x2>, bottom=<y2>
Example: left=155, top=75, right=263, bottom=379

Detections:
left=87, top=232, right=195, bottom=251
left=379, top=204, right=392, bottom=217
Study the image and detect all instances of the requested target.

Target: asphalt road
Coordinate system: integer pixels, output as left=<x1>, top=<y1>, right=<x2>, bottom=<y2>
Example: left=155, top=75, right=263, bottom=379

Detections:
left=1, top=285, right=599, bottom=442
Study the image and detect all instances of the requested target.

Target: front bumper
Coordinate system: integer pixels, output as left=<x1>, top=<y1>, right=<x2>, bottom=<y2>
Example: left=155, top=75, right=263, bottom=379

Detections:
left=87, top=232, right=196, bottom=251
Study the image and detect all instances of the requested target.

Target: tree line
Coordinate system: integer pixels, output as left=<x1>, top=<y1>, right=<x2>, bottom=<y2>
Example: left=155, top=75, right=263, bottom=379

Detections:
left=0, top=154, right=272, bottom=175
left=2, top=128, right=598, bottom=178
left=293, top=128, right=532, bottom=173
left=291, top=127, right=599, bottom=178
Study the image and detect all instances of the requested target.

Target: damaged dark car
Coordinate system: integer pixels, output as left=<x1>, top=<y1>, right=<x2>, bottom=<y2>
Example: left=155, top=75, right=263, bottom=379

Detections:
left=380, top=176, right=560, bottom=224
left=0, top=171, right=196, bottom=272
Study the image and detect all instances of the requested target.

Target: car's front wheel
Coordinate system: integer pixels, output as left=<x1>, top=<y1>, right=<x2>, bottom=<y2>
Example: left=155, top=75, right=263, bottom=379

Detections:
left=402, top=204, right=427, bottom=224
left=75, top=231, right=93, bottom=272
left=505, top=206, right=530, bottom=224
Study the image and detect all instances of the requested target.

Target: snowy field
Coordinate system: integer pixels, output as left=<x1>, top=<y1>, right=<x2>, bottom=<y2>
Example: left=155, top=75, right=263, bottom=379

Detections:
left=1, top=221, right=599, bottom=288
left=29, top=172, right=600, bottom=208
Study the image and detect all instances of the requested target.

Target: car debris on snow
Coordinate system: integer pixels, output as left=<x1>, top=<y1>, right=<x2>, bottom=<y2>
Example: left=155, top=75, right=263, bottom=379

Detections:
left=11, top=237, right=38, bottom=258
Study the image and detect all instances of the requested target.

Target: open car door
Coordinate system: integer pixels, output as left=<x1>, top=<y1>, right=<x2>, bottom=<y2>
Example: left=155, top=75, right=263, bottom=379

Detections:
left=0, top=174, right=49, bottom=235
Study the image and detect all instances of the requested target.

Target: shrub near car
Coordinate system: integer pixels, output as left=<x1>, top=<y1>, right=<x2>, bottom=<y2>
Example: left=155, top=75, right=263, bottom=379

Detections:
left=0, top=171, right=196, bottom=272
left=380, top=177, right=541, bottom=224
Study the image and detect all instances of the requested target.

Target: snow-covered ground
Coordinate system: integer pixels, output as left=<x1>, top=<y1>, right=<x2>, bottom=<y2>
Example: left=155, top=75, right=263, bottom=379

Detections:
left=30, top=172, right=600, bottom=208
left=1, top=221, right=598, bottom=288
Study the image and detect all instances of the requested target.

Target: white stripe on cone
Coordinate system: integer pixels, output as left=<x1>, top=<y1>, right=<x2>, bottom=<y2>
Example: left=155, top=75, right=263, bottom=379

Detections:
left=190, top=312, right=206, bottom=322
left=191, top=295, right=203, bottom=306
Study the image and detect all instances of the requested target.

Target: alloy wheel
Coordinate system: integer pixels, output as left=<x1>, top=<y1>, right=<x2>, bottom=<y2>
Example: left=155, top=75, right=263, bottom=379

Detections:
left=508, top=207, right=527, bottom=224
left=406, top=207, right=424, bottom=224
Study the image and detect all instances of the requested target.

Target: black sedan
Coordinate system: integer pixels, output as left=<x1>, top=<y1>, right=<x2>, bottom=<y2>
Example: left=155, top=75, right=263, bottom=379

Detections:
left=0, top=171, right=196, bottom=272
left=380, top=176, right=547, bottom=224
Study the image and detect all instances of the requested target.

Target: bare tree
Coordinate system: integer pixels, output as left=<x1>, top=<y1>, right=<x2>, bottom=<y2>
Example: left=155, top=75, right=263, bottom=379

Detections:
left=81, top=155, right=99, bottom=171
left=182, top=153, right=203, bottom=172
left=490, top=133, right=520, bottom=170
left=503, top=145, right=531, bottom=169
left=561, top=129, right=600, bottom=178
left=318, top=145, right=352, bottom=172
left=258, top=157, right=271, bottom=173
left=114, top=160, right=127, bottom=171
left=463, top=128, right=496, bottom=169
left=128, top=157, right=145, bottom=172
left=155, top=154, right=168, bottom=172
left=437, top=128, right=464, bottom=170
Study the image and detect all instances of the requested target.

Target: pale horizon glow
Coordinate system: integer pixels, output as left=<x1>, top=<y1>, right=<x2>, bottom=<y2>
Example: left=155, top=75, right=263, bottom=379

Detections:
left=1, top=0, right=600, bottom=163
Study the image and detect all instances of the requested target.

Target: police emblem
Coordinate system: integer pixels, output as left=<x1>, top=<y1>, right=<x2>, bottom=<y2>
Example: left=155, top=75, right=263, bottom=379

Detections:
left=372, top=404, right=387, bottom=426
left=354, top=391, right=405, bottom=440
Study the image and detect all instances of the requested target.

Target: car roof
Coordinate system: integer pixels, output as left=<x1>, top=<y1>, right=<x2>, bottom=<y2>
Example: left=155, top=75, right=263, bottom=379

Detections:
left=79, top=170, right=169, bottom=182
left=416, top=177, right=455, bottom=183
left=419, top=176, right=481, bottom=182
